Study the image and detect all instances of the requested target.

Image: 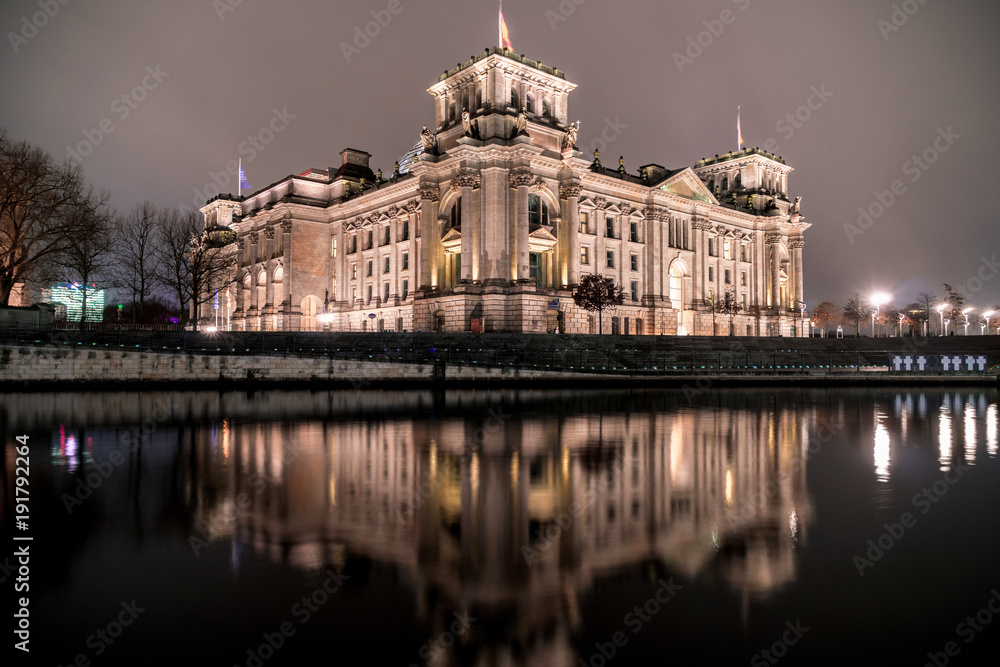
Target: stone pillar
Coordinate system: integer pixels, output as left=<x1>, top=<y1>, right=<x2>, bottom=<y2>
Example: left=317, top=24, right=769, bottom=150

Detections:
left=767, top=234, right=782, bottom=310
left=455, top=170, right=480, bottom=283
left=281, top=219, right=293, bottom=316
left=419, top=184, right=440, bottom=291
left=235, top=238, right=247, bottom=315
left=248, top=237, right=259, bottom=313
left=510, top=168, right=533, bottom=282
left=561, top=182, right=582, bottom=288
left=791, top=239, right=804, bottom=306
left=405, top=204, right=419, bottom=289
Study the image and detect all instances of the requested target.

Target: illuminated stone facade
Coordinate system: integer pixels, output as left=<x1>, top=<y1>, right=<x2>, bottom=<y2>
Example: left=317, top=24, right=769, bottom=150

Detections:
left=200, top=48, right=810, bottom=335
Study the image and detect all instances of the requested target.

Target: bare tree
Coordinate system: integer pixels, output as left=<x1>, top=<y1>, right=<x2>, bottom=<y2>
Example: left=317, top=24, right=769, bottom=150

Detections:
left=573, top=273, right=624, bottom=335
left=112, top=202, right=161, bottom=324
left=155, top=208, right=234, bottom=331
left=58, top=193, right=116, bottom=330
left=842, top=293, right=870, bottom=337
left=713, top=289, right=739, bottom=335
left=0, top=128, right=90, bottom=305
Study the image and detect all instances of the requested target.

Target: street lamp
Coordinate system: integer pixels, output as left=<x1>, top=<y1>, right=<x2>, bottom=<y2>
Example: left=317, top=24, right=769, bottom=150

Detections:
left=898, top=312, right=905, bottom=337
left=962, top=307, right=973, bottom=335
left=871, top=293, right=890, bottom=338
left=936, top=305, right=946, bottom=336
left=985, top=310, right=995, bottom=336
left=796, top=301, right=806, bottom=338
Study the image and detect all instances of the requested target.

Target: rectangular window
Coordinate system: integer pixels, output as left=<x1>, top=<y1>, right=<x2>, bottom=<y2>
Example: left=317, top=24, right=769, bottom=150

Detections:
left=402, top=279, right=409, bottom=301
left=741, top=294, right=747, bottom=310
left=402, top=220, right=410, bottom=241
left=630, top=280, right=638, bottom=301
left=606, top=217, right=615, bottom=238
left=350, top=236, right=357, bottom=253
left=740, top=271, right=747, bottom=287
left=740, top=245, right=747, bottom=262
left=366, top=284, right=372, bottom=304
left=366, top=260, right=373, bottom=277
left=708, top=289, right=715, bottom=304
left=630, top=222, right=638, bottom=243
left=402, top=253, right=409, bottom=270
left=332, top=238, right=337, bottom=258
left=580, top=212, right=590, bottom=234
left=725, top=269, right=731, bottom=284
left=383, top=282, right=389, bottom=302
left=581, top=246, right=590, bottom=265
left=384, top=256, right=390, bottom=274
left=606, top=250, right=614, bottom=268
left=351, top=263, right=357, bottom=280
left=723, top=239, right=732, bottom=260
left=708, top=266, right=714, bottom=282
left=384, top=226, right=391, bottom=245
left=630, top=254, right=638, bottom=272
left=351, top=287, right=357, bottom=303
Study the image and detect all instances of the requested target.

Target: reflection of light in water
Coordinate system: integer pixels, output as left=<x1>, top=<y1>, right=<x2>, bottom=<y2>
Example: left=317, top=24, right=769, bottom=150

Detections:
left=328, top=435, right=337, bottom=507
left=222, top=419, right=230, bottom=460
left=669, top=421, right=690, bottom=488
left=211, top=422, right=216, bottom=456
left=511, top=450, right=519, bottom=487
left=988, top=404, right=998, bottom=457
left=724, top=468, right=733, bottom=506
left=429, top=441, right=438, bottom=478
left=873, top=416, right=890, bottom=483
left=939, top=405, right=952, bottom=472
left=471, top=452, right=480, bottom=494
left=711, top=525, right=719, bottom=553
left=561, top=446, right=569, bottom=481
left=65, top=434, right=79, bottom=473
left=788, top=508, right=799, bottom=544
left=964, top=403, right=977, bottom=466
left=230, top=538, right=242, bottom=576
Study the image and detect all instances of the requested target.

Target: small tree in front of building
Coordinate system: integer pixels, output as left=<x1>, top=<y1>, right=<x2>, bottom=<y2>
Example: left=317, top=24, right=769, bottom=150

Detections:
left=842, top=293, right=870, bottom=337
left=573, top=273, right=624, bottom=335
left=810, top=301, right=839, bottom=337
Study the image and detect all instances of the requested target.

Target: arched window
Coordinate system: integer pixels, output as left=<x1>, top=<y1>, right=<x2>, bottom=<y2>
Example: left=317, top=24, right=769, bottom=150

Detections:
left=734, top=173, right=742, bottom=189
left=528, top=194, right=549, bottom=229
left=721, top=177, right=729, bottom=192
left=669, top=263, right=684, bottom=309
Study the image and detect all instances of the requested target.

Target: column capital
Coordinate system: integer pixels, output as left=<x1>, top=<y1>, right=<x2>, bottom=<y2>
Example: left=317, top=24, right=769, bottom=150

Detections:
left=419, top=184, right=440, bottom=202
left=509, top=167, right=534, bottom=189
left=560, top=182, right=583, bottom=200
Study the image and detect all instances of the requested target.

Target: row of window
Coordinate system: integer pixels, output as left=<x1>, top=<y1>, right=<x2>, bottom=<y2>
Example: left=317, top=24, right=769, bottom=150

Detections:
left=349, top=253, right=410, bottom=279
left=340, top=221, right=411, bottom=256
left=707, top=267, right=748, bottom=286
left=580, top=247, right=642, bottom=273
left=707, top=237, right=749, bottom=262
left=349, top=280, right=411, bottom=306
left=580, top=212, right=690, bottom=249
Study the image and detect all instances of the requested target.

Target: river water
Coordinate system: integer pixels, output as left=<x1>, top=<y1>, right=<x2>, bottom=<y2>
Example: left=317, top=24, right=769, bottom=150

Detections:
left=2, top=387, right=999, bottom=666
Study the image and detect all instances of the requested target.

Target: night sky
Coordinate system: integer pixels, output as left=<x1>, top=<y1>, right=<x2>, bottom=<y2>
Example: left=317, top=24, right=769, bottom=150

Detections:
left=2, top=0, right=997, bottom=309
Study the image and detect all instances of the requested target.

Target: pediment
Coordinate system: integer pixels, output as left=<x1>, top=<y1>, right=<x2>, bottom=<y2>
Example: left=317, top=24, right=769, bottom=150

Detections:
left=657, top=168, right=717, bottom=204
left=440, top=228, right=462, bottom=252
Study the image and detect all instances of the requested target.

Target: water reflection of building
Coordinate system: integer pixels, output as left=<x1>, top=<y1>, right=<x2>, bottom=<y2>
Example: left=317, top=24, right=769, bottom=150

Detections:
left=185, top=394, right=818, bottom=665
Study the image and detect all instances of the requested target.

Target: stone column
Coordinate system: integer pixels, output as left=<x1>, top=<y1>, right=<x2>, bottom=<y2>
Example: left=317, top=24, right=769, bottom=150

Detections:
left=767, top=234, right=782, bottom=309
left=510, top=168, right=533, bottom=282
left=419, top=184, right=440, bottom=291
left=561, top=182, right=582, bottom=288
left=248, top=237, right=259, bottom=313
left=791, top=239, right=804, bottom=306
left=405, top=204, right=419, bottom=290
left=281, top=219, right=293, bottom=314
left=481, top=167, right=507, bottom=285
left=455, top=170, right=480, bottom=283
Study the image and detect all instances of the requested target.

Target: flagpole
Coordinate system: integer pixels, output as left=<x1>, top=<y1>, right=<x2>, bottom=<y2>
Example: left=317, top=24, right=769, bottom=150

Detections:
left=499, top=0, right=502, bottom=49
left=737, top=106, right=740, bottom=153
left=238, top=158, right=242, bottom=198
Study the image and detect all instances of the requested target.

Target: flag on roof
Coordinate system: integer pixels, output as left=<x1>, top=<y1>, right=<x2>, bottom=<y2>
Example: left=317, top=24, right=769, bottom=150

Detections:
left=499, top=2, right=513, bottom=51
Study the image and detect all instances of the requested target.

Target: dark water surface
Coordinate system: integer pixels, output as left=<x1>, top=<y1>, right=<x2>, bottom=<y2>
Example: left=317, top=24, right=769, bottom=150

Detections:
left=2, top=387, right=1000, bottom=666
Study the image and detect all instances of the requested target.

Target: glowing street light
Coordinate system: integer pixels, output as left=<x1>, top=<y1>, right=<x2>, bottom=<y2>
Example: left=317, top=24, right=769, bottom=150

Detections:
left=936, top=304, right=946, bottom=336
left=962, top=307, right=973, bottom=335
left=871, top=293, right=890, bottom=338
left=985, top=310, right=995, bottom=336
